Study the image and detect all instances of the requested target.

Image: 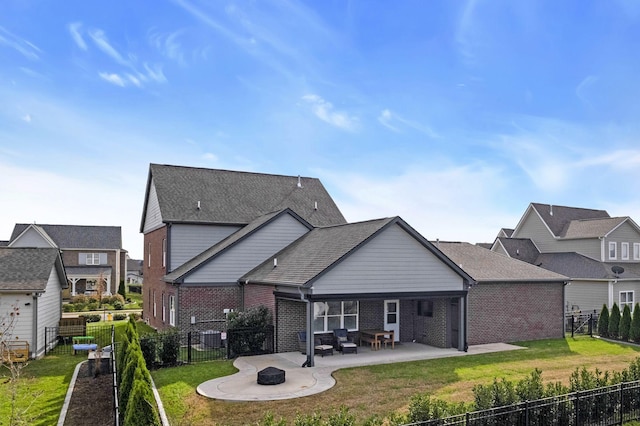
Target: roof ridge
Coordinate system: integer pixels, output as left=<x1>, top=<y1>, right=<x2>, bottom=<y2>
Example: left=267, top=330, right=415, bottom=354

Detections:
left=151, top=163, right=319, bottom=181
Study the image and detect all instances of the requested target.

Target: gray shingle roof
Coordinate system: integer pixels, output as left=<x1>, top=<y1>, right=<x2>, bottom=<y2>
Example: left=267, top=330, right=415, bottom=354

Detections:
left=143, top=164, right=347, bottom=229
left=242, top=217, right=472, bottom=287
left=437, top=241, right=567, bottom=283
left=495, top=237, right=540, bottom=264
left=164, top=209, right=312, bottom=283
left=530, top=203, right=610, bottom=237
left=534, top=252, right=640, bottom=280
left=562, top=217, right=628, bottom=239
left=10, top=224, right=122, bottom=250
left=0, top=248, right=66, bottom=291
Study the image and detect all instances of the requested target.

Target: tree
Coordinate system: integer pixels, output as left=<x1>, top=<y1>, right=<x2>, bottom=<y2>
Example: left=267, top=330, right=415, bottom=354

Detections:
left=598, top=304, right=609, bottom=337
left=630, top=303, right=640, bottom=342
left=609, top=303, right=621, bottom=339
left=0, top=302, right=43, bottom=425
left=620, top=304, right=632, bottom=341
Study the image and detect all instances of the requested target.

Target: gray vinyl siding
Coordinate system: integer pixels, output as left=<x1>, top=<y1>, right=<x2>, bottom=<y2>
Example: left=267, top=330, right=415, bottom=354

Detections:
left=313, top=224, right=464, bottom=295
left=169, top=224, right=241, bottom=270
left=555, top=239, right=601, bottom=260
left=513, top=211, right=557, bottom=252
left=605, top=222, right=640, bottom=263
left=10, top=227, right=52, bottom=248
left=565, top=280, right=608, bottom=314
left=183, top=214, right=310, bottom=283
left=143, top=180, right=163, bottom=233
left=34, top=268, right=63, bottom=357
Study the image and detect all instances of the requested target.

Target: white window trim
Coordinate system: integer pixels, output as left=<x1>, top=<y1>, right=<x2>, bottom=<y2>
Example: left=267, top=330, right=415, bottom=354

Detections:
left=634, top=243, right=640, bottom=260
left=86, top=253, right=100, bottom=265
left=622, top=242, right=629, bottom=260
left=148, top=242, right=152, bottom=267
left=169, top=295, right=176, bottom=326
left=620, top=290, right=634, bottom=311
left=162, top=238, right=167, bottom=268
left=162, top=293, right=166, bottom=322
left=313, top=301, right=359, bottom=333
left=609, top=242, right=617, bottom=260
left=153, top=290, right=157, bottom=318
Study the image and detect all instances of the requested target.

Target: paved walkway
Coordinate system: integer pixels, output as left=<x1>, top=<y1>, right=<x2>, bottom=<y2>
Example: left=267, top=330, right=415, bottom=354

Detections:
left=197, top=342, right=525, bottom=401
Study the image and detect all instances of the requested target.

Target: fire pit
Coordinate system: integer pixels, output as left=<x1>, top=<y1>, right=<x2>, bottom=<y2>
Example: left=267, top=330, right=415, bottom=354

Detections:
left=257, top=366, right=285, bottom=385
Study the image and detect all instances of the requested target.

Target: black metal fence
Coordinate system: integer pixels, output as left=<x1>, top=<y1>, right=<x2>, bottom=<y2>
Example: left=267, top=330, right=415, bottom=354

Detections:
left=565, top=312, right=598, bottom=337
left=407, top=381, right=640, bottom=426
left=44, top=325, right=115, bottom=355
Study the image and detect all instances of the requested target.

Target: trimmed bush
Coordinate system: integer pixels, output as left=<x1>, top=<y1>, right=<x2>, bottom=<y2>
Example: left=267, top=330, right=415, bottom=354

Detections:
left=124, top=379, right=160, bottom=426
left=631, top=303, right=640, bottom=342
left=158, top=328, right=180, bottom=365
left=71, top=294, right=87, bottom=304
left=621, top=304, right=632, bottom=341
left=113, top=313, right=127, bottom=321
left=609, top=303, right=621, bottom=338
left=87, top=302, right=99, bottom=311
left=62, top=304, right=75, bottom=313
left=598, top=304, right=610, bottom=337
left=118, top=280, right=126, bottom=299
left=81, top=314, right=101, bottom=323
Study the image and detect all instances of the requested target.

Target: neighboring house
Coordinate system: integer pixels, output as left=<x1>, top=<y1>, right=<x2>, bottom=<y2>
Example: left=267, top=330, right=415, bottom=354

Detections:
left=0, top=247, right=67, bottom=359
left=436, top=242, right=568, bottom=345
left=126, top=257, right=143, bottom=285
left=140, top=164, right=567, bottom=365
left=8, top=224, right=127, bottom=297
left=491, top=203, right=640, bottom=314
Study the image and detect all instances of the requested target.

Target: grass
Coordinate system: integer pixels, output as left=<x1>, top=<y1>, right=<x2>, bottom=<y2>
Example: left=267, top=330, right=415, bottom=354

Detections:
left=151, top=335, right=640, bottom=425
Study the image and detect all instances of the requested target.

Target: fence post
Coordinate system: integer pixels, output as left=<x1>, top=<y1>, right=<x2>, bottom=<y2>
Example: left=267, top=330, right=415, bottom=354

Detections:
left=465, top=411, right=470, bottom=425
left=589, top=313, right=593, bottom=336
left=525, top=400, right=529, bottom=426
left=571, top=316, right=575, bottom=338
left=188, top=332, right=192, bottom=364
left=575, top=391, right=580, bottom=425
left=619, top=382, right=624, bottom=426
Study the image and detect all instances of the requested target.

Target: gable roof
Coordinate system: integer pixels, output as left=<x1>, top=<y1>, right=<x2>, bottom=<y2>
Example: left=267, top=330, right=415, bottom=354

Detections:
left=534, top=252, right=640, bottom=280
left=492, top=237, right=540, bottom=264
left=0, top=247, right=67, bottom=291
left=164, top=209, right=313, bottom=283
left=562, top=217, right=630, bottom=239
left=242, top=217, right=472, bottom=287
left=437, top=241, right=567, bottom=283
left=10, top=224, right=122, bottom=250
left=528, top=203, right=610, bottom=238
left=141, top=164, right=347, bottom=230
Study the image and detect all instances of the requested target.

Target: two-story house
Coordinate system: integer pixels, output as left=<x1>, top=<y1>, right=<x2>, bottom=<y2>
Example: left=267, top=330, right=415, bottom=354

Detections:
left=8, top=224, right=127, bottom=297
left=140, top=164, right=567, bottom=365
left=491, top=203, right=640, bottom=314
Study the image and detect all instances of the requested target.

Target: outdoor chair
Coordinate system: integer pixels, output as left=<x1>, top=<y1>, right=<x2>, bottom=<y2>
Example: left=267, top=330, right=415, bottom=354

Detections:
left=332, top=328, right=357, bottom=354
left=297, top=331, right=334, bottom=356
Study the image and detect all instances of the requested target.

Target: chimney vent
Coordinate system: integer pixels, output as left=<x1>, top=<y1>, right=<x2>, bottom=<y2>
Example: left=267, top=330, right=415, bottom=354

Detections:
left=297, top=176, right=302, bottom=188
left=197, top=201, right=201, bottom=210
left=273, top=258, right=278, bottom=268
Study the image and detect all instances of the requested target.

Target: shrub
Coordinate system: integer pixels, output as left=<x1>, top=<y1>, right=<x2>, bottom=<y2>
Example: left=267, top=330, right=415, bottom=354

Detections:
left=112, top=300, right=124, bottom=310
left=609, top=303, right=621, bottom=338
left=631, top=303, right=640, bottom=342
left=124, top=379, right=160, bottom=426
left=81, top=314, right=101, bottom=323
left=407, top=394, right=465, bottom=422
left=71, top=294, right=87, bottom=304
left=140, top=336, right=157, bottom=368
left=621, top=304, right=632, bottom=341
left=158, top=328, right=180, bottom=365
left=130, top=312, right=142, bottom=321
left=598, top=304, right=610, bottom=337
left=114, top=313, right=127, bottom=321
left=87, top=296, right=98, bottom=304
left=118, top=280, right=126, bottom=299
left=87, top=302, right=99, bottom=311
left=228, top=305, right=271, bottom=329
left=62, top=304, right=75, bottom=313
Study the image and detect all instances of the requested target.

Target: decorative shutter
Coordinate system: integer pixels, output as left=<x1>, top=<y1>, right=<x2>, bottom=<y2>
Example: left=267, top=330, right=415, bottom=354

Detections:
left=99, top=253, right=107, bottom=265
left=79, top=253, right=87, bottom=264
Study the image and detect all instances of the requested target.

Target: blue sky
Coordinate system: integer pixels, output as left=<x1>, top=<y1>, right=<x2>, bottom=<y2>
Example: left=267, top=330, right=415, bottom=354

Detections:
left=2, top=0, right=640, bottom=259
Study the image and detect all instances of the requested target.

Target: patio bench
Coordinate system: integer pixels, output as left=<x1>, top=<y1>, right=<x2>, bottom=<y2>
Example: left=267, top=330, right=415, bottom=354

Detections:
left=359, top=334, right=380, bottom=350
left=72, top=336, right=97, bottom=355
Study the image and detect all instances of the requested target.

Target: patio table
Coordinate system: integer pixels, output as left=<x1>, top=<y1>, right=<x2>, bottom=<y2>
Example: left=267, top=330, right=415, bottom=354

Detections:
left=359, top=329, right=394, bottom=350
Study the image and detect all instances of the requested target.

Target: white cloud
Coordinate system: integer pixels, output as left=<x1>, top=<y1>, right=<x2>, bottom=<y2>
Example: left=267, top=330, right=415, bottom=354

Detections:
left=68, top=22, right=87, bottom=50
left=99, top=72, right=126, bottom=87
left=21, top=114, right=32, bottom=123
left=89, top=29, right=129, bottom=66
left=0, top=26, right=41, bottom=60
left=301, top=94, right=358, bottom=131
left=202, top=152, right=218, bottom=161
left=378, top=108, right=438, bottom=137
left=143, top=63, right=167, bottom=83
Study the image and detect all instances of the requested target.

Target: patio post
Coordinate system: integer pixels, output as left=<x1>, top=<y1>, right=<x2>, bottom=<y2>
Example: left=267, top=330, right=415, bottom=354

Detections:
left=306, top=299, right=314, bottom=367
left=458, top=295, right=466, bottom=351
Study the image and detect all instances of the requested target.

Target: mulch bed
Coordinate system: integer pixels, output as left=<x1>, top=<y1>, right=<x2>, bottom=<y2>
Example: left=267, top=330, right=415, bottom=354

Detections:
left=63, top=362, right=115, bottom=426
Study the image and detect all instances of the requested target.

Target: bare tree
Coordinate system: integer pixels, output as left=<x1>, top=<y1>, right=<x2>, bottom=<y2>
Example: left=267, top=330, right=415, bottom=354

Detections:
left=0, top=301, right=42, bottom=425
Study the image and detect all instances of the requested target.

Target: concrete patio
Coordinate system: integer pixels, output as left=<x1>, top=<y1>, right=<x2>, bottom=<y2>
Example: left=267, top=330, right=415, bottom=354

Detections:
left=196, top=342, right=525, bottom=401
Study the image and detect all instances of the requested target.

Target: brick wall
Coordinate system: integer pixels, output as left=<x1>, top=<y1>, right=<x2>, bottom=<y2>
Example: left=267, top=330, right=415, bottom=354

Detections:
left=417, top=299, right=448, bottom=347
left=143, top=227, right=168, bottom=330
left=275, top=298, right=306, bottom=352
left=244, top=283, right=276, bottom=318
left=359, top=300, right=383, bottom=330
left=467, top=282, right=564, bottom=345
left=177, top=285, right=241, bottom=333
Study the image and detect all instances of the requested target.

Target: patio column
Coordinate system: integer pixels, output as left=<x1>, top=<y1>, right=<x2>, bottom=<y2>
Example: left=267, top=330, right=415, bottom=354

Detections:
left=69, top=278, right=79, bottom=296
left=306, top=300, right=315, bottom=367
left=458, top=295, right=466, bottom=351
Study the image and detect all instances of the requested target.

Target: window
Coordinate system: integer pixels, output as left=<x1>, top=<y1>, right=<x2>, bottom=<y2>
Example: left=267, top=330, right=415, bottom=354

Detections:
left=84, top=253, right=102, bottom=265
left=313, top=301, right=358, bottom=332
left=169, top=295, right=175, bottom=326
left=634, top=243, right=640, bottom=260
left=162, top=238, right=167, bottom=268
left=148, top=243, right=152, bottom=267
left=162, top=293, right=166, bottom=322
left=609, top=242, right=617, bottom=260
left=622, top=242, right=629, bottom=260
left=153, top=290, right=157, bottom=318
left=621, top=291, right=634, bottom=311
left=418, top=300, right=434, bottom=317
left=86, top=279, right=96, bottom=290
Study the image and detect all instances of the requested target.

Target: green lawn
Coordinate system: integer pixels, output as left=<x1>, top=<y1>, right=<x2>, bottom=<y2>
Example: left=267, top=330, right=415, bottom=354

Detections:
left=151, top=336, right=640, bottom=425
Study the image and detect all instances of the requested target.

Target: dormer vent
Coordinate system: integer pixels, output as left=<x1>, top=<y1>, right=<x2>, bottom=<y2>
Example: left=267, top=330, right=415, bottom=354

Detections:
left=550, top=205, right=553, bottom=216
left=297, top=176, right=302, bottom=188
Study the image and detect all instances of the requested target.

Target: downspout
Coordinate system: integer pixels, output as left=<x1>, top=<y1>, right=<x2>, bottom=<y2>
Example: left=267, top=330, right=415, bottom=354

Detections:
left=31, top=293, right=39, bottom=359
left=563, top=281, right=568, bottom=338
left=115, top=248, right=121, bottom=295
left=299, top=287, right=314, bottom=367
